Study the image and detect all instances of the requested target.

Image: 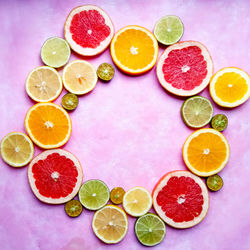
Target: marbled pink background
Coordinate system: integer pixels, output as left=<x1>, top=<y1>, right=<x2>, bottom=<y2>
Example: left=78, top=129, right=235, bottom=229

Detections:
left=0, top=0, right=250, bottom=249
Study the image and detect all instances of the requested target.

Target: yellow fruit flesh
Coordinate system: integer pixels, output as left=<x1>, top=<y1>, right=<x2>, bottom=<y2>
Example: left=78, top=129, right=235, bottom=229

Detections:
left=214, top=72, right=248, bottom=103
left=114, top=29, right=156, bottom=70
left=187, top=133, right=227, bottom=172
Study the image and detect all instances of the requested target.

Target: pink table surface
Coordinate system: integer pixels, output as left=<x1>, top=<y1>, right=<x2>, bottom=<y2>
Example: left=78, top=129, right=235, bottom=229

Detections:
left=1, top=0, right=250, bottom=249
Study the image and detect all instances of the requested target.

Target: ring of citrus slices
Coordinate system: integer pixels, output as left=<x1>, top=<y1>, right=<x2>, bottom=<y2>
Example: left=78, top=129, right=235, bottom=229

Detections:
left=1, top=3, right=249, bottom=247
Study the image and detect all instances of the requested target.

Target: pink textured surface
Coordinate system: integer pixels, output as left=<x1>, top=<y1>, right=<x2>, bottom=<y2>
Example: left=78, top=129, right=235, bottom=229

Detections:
left=0, top=0, right=250, bottom=249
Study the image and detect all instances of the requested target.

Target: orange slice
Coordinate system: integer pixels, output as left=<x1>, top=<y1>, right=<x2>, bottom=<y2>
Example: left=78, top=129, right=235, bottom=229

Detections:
left=25, top=66, right=63, bottom=102
left=24, top=103, right=72, bottom=149
left=183, top=128, right=230, bottom=177
left=110, top=25, right=158, bottom=75
left=209, top=67, right=250, bottom=108
left=62, top=60, right=97, bottom=95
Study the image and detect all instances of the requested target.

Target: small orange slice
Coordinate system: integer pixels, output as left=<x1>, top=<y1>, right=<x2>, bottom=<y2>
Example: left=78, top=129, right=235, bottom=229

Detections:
left=183, top=128, right=230, bottom=177
left=110, top=25, right=158, bottom=75
left=209, top=67, right=250, bottom=108
left=24, top=103, right=72, bottom=149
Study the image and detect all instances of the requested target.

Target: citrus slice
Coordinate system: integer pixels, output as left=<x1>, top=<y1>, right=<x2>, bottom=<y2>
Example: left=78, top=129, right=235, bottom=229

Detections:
left=206, top=174, right=223, bottom=192
left=25, top=66, right=63, bottom=102
left=24, top=102, right=72, bottom=149
left=62, top=60, right=97, bottom=95
left=156, top=41, right=213, bottom=96
left=28, top=149, right=83, bottom=204
left=211, top=114, right=228, bottom=132
left=64, top=5, right=114, bottom=56
left=0, top=132, right=34, bottom=167
left=123, top=187, right=152, bottom=217
left=65, top=200, right=83, bottom=217
left=97, top=63, right=115, bottom=81
left=110, top=187, right=125, bottom=205
left=209, top=67, right=250, bottom=108
left=152, top=170, right=209, bottom=228
left=41, top=37, right=71, bottom=68
left=183, top=128, right=230, bottom=177
left=135, top=213, right=166, bottom=246
left=181, top=96, right=213, bottom=128
left=154, top=15, right=184, bottom=45
left=78, top=179, right=110, bottom=210
left=92, top=205, right=128, bottom=244
left=61, top=93, right=79, bottom=111
left=110, top=25, right=159, bottom=75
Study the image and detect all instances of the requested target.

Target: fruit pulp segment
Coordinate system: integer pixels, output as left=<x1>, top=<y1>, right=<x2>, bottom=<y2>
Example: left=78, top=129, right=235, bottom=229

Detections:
left=94, top=208, right=127, bottom=241
left=187, top=133, right=227, bottom=172
left=2, top=134, right=32, bottom=164
left=214, top=72, right=248, bottom=103
left=156, top=176, right=203, bottom=223
left=28, top=68, right=61, bottom=100
left=70, top=10, right=111, bottom=48
left=32, top=153, right=78, bottom=198
left=28, top=106, right=70, bottom=145
left=114, top=29, right=156, bottom=69
left=162, top=46, right=207, bottom=90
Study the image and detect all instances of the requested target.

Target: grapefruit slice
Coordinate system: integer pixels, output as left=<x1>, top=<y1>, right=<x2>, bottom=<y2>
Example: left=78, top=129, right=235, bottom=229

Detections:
left=28, top=149, right=83, bottom=204
left=156, top=41, right=213, bottom=96
left=152, top=170, right=209, bottom=229
left=64, top=5, right=114, bottom=56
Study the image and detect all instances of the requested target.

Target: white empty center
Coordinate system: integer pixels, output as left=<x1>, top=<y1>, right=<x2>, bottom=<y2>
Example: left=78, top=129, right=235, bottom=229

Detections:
left=45, top=121, right=53, bottom=128
left=15, top=147, right=20, bottom=152
left=92, top=193, right=96, bottom=197
left=130, top=46, right=138, bottom=55
left=203, top=148, right=210, bottom=155
left=52, top=51, right=56, bottom=55
left=133, top=199, right=138, bottom=203
left=178, top=195, right=185, bottom=204
left=51, top=171, right=59, bottom=179
left=228, top=84, right=233, bottom=88
left=109, top=221, right=113, bottom=226
left=167, top=28, right=172, bottom=32
left=41, top=81, right=46, bottom=86
left=76, top=73, right=82, bottom=79
left=149, top=228, right=152, bottom=232
left=87, top=29, right=92, bottom=35
left=195, top=111, right=199, bottom=115
left=182, top=65, right=190, bottom=72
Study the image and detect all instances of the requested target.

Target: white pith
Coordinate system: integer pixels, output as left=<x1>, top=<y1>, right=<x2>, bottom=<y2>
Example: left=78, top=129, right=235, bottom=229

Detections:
left=156, top=41, right=213, bottom=96
left=28, top=149, right=83, bottom=204
left=64, top=5, right=114, bottom=56
left=152, top=171, right=209, bottom=229
left=183, top=128, right=230, bottom=176
left=209, top=67, right=250, bottom=108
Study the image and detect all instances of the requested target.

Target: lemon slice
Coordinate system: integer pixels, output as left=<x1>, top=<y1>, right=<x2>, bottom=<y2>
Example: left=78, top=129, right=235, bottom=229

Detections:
left=123, top=187, right=152, bottom=217
left=41, top=37, right=71, bottom=68
left=0, top=132, right=34, bottom=167
left=25, top=66, right=63, bottom=102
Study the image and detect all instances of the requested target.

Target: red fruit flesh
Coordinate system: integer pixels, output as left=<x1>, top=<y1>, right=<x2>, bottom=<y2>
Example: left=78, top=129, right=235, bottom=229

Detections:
left=162, top=46, right=207, bottom=90
left=70, top=10, right=111, bottom=48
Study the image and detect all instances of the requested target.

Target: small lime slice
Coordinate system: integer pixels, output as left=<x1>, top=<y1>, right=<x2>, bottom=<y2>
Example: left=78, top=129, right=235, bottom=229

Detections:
left=211, top=114, right=228, bottom=132
left=206, top=174, right=223, bottom=191
left=79, top=180, right=110, bottom=210
left=97, top=63, right=115, bottom=81
left=181, top=96, right=213, bottom=128
left=61, top=93, right=78, bottom=111
left=64, top=200, right=83, bottom=217
left=154, top=15, right=184, bottom=45
left=110, top=187, right=125, bottom=205
left=41, top=37, right=71, bottom=68
left=135, top=213, right=166, bottom=246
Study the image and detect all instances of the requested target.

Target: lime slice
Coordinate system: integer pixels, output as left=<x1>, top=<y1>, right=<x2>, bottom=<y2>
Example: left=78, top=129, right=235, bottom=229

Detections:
left=135, top=213, right=166, bottom=246
left=41, top=37, right=71, bottom=68
left=206, top=174, right=223, bottom=191
left=110, top=187, right=125, bottom=205
left=181, top=96, right=213, bottom=128
left=79, top=180, right=110, bottom=210
left=154, top=15, right=184, bottom=45
left=65, top=200, right=83, bottom=217
left=97, top=63, right=115, bottom=81
left=211, top=114, right=228, bottom=132
left=61, top=93, right=79, bottom=111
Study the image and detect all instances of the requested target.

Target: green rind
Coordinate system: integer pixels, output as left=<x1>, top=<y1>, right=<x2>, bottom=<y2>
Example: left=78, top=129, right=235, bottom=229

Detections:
left=211, top=114, right=228, bottom=132
left=206, top=174, right=223, bottom=191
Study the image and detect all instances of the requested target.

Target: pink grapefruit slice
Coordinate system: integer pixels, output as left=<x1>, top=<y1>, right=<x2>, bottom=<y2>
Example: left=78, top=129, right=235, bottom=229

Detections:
left=152, top=170, right=209, bottom=229
left=28, top=149, right=83, bottom=204
left=156, top=41, right=213, bottom=96
left=64, top=5, right=114, bottom=56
